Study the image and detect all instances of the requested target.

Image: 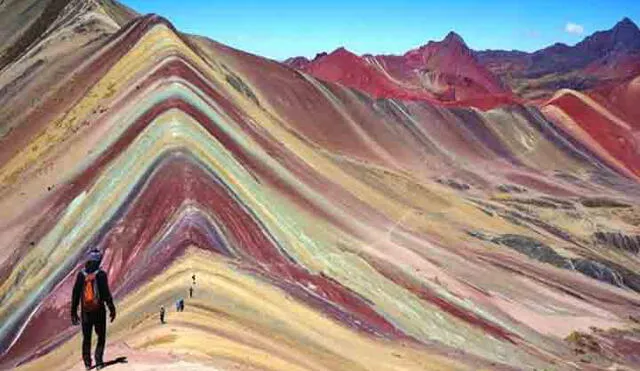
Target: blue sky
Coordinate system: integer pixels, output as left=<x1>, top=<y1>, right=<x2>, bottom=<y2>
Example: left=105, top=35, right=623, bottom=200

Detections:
left=121, top=0, right=639, bottom=60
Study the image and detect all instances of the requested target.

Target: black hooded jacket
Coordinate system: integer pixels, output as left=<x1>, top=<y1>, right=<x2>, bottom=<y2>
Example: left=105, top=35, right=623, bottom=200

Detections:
left=71, top=264, right=116, bottom=315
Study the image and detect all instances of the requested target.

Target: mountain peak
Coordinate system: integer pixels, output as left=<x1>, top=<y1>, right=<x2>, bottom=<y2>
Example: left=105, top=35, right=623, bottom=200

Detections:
left=612, top=17, right=639, bottom=34
left=443, top=31, right=467, bottom=46
left=283, top=56, right=311, bottom=69
left=609, top=16, right=640, bottom=50
left=617, top=17, right=637, bottom=28
left=328, top=46, right=359, bottom=58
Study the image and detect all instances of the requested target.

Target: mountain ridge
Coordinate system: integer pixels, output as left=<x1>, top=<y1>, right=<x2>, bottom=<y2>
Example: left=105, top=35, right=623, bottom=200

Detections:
left=288, top=30, right=513, bottom=108
left=287, top=17, right=640, bottom=102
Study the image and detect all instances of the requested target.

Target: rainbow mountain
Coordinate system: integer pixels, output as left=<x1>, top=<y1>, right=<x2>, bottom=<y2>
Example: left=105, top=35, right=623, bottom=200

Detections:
left=1, top=1, right=640, bottom=370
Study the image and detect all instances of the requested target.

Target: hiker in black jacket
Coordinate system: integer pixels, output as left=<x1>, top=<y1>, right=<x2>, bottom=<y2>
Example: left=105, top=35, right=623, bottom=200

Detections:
left=71, top=249, right=116, bottom=370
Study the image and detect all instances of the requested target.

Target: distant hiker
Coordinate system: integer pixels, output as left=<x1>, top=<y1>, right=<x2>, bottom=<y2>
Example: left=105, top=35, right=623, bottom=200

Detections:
left=175, top=299, right=184, bottom=312
left=160, top=306, right=165, bottom=324
left=189, top=286, right=193, bottom=298
left=175, top=298, right=184, bottom=312
left=192, top=274, right=196, bottom=285
left=71, top=249, right=116, bottom=371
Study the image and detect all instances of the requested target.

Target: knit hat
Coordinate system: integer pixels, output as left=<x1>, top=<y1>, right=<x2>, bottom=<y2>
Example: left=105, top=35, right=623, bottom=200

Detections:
left=87, top=249, right=103, bottom=263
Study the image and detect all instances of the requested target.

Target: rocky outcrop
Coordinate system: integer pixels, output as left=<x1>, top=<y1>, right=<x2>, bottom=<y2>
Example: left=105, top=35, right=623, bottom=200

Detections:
left=436, top=178, right=471, bottom=191
left=498, top=197, right=574, bottom=209
left=571, top=259, right=624, bottom=287
left=496, top=184, right=527, bottom=193
left=493, top=234, right=640, bottom=292
left=492, top=234, right=572, bottom=268
left=594, top=231, right=640, bottom=253
left=580, top=197, right=631, bottom=208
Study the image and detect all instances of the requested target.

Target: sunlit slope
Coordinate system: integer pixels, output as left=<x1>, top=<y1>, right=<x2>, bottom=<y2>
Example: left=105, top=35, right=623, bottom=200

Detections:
left=17, top=248, right=480, bottom=371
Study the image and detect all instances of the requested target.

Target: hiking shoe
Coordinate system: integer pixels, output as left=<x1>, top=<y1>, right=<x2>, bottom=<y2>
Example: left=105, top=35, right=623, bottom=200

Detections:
left=96, top=364, right=105, bottom=370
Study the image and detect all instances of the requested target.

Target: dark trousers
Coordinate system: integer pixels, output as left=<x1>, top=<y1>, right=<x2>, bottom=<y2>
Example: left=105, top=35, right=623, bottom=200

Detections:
left=81, top=308, right=107, bottom=367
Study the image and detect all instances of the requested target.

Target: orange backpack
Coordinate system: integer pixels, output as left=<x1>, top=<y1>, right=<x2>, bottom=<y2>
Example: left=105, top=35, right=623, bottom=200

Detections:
left=82, top=271, right=101, bottom=311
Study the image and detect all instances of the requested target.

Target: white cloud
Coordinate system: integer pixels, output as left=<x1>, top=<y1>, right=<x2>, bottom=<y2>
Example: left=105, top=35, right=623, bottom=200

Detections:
left=565, top=22, right=584, bottom=35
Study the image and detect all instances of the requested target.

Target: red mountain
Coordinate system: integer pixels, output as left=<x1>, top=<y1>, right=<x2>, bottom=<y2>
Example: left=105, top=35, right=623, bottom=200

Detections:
left=287, top=32, right=514, bottom=109
left=378, top=32, right=509, bottom=99
left=295, top=47, right=439, bottom=102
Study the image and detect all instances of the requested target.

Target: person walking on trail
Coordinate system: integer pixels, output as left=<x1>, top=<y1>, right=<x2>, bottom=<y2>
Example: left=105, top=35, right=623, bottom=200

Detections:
left=189, top=286, right=193, bottom=298
left=71, top=249, right=116, bottom=371
left=175, top=299, right=184, bottom=312
left=160, top=306, right=165, bottom=324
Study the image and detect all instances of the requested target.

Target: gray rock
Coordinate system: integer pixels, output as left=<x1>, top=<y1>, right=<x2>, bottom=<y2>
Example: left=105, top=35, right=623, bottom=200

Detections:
left=467, top=230, right=490, bottom=240
left=570, top=259, right=625, bottom=287
left=492, top=234, right=640, bottom=293
left=436, top=178, right=471, bottom=191
left=497, top=184, right=527, bottom=193
left=580, top=197, right=631, bottom=208
left=594, top=231, right=640, bottom=254
left=492, top=234, right=572, bottom=268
